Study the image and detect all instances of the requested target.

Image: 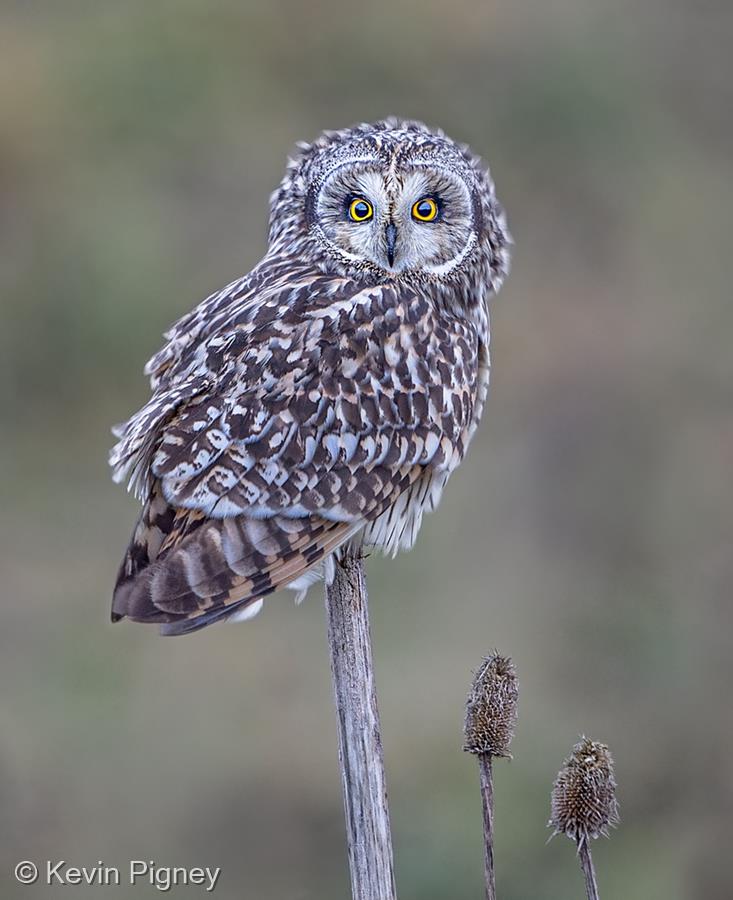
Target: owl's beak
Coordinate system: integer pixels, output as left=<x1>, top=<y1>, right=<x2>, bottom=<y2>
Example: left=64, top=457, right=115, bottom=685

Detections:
left=385, top=223, right=397, bottom=268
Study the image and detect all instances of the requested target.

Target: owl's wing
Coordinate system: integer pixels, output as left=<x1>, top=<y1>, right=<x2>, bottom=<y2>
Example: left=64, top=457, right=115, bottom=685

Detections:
left=111, top=279, right=478, bottom=634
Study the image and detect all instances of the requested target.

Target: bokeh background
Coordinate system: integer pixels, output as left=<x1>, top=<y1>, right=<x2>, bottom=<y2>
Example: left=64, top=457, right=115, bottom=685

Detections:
left=1, top=1, right=731, bottom=898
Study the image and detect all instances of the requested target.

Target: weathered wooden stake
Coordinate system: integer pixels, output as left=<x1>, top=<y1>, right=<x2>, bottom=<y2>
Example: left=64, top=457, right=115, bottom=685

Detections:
left=325, top=547, right=397, bottom=900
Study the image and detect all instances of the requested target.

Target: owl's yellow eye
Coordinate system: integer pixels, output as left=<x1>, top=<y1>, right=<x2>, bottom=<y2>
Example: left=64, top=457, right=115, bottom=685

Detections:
left=348, top=198, right=373, bottom=222
left=412, top=198, right=439, bottom=221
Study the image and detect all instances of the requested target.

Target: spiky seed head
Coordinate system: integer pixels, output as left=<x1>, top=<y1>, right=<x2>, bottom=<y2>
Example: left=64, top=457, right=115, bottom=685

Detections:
left=463, top=653, right=518, bottom=757
left=549, top=737, right=620, bottom=844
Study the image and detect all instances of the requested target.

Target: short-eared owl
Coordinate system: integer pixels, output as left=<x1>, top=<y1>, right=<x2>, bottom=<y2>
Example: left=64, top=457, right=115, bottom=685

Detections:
left=110, top=119, right=510, bottom=635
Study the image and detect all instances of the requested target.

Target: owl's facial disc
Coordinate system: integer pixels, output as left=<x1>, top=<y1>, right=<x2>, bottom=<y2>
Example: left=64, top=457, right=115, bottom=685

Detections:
left=313, top=161, right=477, bottom=277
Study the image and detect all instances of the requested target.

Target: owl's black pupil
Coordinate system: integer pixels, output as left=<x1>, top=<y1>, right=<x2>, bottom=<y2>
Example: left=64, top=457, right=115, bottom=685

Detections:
left=353, top=201, right=369, bottom=219
left=417, top=201, right=433, bottom=217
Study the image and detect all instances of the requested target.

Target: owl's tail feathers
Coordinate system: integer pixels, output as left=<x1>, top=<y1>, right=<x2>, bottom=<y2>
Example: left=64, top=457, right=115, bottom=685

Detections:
left=112, top=487, right=357, bottom=636
left=157, top=598, right=265, bottom=636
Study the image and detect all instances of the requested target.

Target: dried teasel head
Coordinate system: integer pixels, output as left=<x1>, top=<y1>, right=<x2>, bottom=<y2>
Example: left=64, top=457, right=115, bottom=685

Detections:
left=463, top=653, right=518, bottom=757
left=549, top=737, right=620, bottom=844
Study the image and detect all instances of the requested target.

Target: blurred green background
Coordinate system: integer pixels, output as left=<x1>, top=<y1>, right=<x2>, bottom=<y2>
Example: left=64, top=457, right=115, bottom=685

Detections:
left=1, top=1, right=731, bottom=898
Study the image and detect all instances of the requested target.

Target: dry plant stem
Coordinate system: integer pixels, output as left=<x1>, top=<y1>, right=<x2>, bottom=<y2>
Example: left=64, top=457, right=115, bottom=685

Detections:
left=478, top=753, right=496, bottom=900
left=325, top=547, right=397, bottom=900
left=577, top=840, right=600, bottom=900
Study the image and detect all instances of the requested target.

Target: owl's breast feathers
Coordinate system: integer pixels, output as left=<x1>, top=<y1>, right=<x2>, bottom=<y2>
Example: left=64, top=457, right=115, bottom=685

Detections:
left=110, top=263, right=489, bottom=633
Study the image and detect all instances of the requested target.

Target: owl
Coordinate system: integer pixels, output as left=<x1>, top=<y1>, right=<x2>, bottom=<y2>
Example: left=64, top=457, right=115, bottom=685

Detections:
left=110, top=119, right=510, bottom=635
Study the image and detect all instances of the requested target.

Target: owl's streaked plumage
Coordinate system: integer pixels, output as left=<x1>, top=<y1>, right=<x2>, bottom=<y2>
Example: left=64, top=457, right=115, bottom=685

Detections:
left=110, top=119, right=510, bottom=635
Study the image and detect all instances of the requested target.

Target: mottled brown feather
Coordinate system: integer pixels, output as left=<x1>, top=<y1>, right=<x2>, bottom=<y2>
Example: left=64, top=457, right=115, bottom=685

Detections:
left=113, top=464, right=421, bottom=633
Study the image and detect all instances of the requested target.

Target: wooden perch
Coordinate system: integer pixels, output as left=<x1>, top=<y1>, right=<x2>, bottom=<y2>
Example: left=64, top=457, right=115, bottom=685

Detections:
left=325, top=546, right=397, bottom=900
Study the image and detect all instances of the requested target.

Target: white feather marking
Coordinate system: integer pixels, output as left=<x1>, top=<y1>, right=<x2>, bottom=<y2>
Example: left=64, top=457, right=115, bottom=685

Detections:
left=384, top=339, right=401, bottom=367
left=423, top=431, right=440, bottom=463
left=422, top=233, right=477, bottom=276
left=341, top=431, right=359, bottom=462
left=227, top=599, right=264, bottom=623
left=287, top=568, right=323, bottom=605
left=324, top=554, right=336, bottom=585
left=324, top=433, right=340, bottom=463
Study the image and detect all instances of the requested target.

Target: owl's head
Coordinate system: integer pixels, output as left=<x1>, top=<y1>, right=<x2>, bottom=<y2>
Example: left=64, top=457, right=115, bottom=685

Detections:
left=268, top=119, right=510, bottom=304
